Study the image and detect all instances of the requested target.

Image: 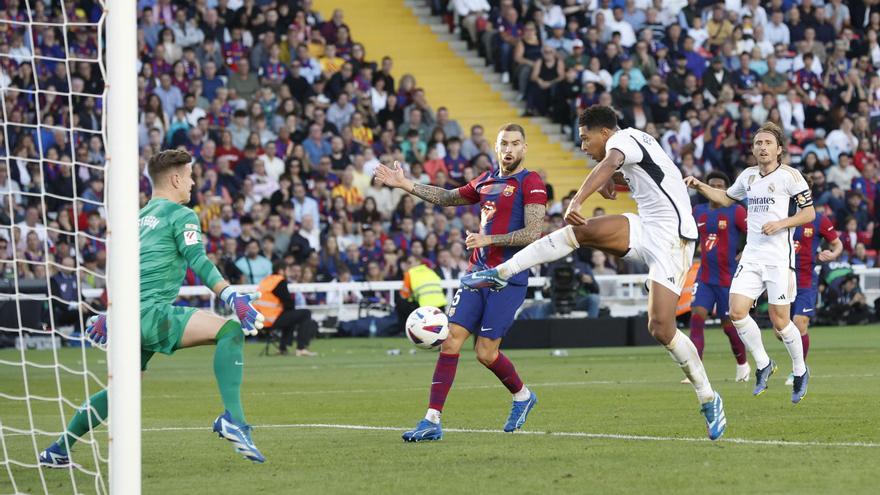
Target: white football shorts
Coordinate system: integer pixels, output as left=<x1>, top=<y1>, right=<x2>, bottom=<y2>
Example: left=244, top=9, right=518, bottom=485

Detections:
left=622, top=213, right=695, bottom=296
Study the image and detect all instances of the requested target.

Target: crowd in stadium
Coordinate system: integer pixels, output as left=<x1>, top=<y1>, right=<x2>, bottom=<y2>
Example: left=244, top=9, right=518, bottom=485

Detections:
left=1, top=0, right=878, bottom=320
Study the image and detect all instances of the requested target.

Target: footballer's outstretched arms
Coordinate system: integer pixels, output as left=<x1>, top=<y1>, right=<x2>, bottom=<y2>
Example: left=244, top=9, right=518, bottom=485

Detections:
left=466, top=203, right=546, bottom=248
left=374, top=160, right=472, bottom=206
left=564, top=148, right=624, bottom=225
left=684, top=176, right=736, bottom=208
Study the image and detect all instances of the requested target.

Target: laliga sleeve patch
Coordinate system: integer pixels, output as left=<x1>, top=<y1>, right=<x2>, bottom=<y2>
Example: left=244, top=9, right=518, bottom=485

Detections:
left=183, top=230, right=201, bottom=245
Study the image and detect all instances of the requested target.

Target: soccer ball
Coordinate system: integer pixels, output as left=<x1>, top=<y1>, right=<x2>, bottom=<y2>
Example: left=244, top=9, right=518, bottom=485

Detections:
left=405, top=307, right=449, bottom=349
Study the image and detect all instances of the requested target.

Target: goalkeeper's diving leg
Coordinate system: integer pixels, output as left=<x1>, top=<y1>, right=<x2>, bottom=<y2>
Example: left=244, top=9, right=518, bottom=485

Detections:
left=40, top=309, right=265, bottom=467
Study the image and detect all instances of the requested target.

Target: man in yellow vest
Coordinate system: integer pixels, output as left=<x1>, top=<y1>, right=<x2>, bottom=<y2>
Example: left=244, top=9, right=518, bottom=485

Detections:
left=254, top=261, right=318, bottom=356
left=397, top=256, right=447, bottom=333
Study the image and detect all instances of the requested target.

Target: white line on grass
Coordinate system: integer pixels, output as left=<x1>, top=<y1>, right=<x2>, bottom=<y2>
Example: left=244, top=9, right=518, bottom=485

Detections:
left=140, top=423, right=880, bottom=449
left=142, top=374, right=879, bottom=399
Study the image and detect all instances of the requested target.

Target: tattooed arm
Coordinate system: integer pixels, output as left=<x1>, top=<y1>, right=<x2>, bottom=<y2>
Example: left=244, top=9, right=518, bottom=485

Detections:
left=373, top=161, right=474, bottom=206
left=465, top=203, right=546, bottom=248
left=410, top=182, right=473, bottom=206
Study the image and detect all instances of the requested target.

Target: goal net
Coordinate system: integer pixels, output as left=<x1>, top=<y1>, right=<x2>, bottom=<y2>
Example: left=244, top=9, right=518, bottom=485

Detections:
left=0, top=1, right=140, bottom=493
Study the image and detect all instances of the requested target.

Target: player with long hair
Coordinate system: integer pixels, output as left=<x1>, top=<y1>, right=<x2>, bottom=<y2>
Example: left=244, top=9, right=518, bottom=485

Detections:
left=685, top=122, right=816, bottom=403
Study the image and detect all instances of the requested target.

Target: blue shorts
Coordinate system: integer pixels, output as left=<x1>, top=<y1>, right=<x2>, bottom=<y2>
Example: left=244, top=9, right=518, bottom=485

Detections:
left=791, top=287, right=818, bottom=320
left=447, top=285, right=527, bottom=340
left=692, top=282, right=730, bottom=318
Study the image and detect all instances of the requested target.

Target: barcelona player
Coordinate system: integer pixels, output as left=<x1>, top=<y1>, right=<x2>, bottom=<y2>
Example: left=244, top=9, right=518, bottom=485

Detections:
left=689, top=171, right=750, bottom=383
left=374, top=123, right=547, bottom=441
left=462, top=106, right=726, bottom=440
left=786, top=176, right=842, bottom=385
left=40, top=150, right=266, bottom=467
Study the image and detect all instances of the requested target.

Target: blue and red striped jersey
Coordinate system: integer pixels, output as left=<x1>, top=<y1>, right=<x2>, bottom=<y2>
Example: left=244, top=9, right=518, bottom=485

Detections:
left=793, top=213, right=838, bottom=289
left=458, top=168, right=547, bottom=285
left=694, top=203, right=747, bottom=287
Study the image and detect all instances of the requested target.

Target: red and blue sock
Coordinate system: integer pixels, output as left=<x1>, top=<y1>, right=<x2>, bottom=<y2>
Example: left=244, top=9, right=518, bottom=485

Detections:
left=486, top=352, right=524, bottom=395
left=802, top=333, right=810, bottom=361
left=428, top=352, right=459, bottom=412
left=723, top=321, right=747, bottom=365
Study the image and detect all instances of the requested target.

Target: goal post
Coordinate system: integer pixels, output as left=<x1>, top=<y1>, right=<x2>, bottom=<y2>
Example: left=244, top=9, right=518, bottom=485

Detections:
left=105, top=0, right=141, bottom=493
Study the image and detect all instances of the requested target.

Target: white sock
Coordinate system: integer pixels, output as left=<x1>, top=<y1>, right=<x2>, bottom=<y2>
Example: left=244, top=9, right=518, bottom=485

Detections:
left=732, top=316, right=770, bottom=369
left=497, top=226, right=579, bottom=280
left=425, top=408, right=441, bottom=424
left=512, top=385, right=531, bottom=402
left=666, top=330, right=715, bottom=404
left=777, top=322, right=806, bottom=376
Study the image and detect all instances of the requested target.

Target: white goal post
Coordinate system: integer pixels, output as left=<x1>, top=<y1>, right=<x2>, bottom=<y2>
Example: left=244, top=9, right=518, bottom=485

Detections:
left=105, top=0, right=140, bottom=493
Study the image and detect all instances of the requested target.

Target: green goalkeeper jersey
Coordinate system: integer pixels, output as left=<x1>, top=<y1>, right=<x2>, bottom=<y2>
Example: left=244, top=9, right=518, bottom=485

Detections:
left=138, top=198, right=224, bottom=308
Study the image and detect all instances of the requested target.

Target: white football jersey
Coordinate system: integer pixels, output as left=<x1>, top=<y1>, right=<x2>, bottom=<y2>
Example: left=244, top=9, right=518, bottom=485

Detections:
left=726, top=165, right=813, bottom=268
left=605, top=128, right=698, bottom=240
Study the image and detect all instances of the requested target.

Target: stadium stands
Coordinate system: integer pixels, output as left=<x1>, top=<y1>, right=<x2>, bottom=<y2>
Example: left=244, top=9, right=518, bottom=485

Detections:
left=1, top=0, right=879, bottom=324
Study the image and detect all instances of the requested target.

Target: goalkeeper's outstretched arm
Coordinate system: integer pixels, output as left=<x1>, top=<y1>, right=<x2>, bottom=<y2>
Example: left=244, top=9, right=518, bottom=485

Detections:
left=175, top=211, right=264, bottom=334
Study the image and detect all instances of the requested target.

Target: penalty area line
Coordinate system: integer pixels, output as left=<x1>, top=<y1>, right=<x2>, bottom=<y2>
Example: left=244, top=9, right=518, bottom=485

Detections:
left=141, top=423, right=880, bottom=449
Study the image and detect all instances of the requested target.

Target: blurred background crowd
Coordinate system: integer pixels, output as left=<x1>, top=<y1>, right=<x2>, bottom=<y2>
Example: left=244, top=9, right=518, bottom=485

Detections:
left=1, top=0, right=878, bottom=324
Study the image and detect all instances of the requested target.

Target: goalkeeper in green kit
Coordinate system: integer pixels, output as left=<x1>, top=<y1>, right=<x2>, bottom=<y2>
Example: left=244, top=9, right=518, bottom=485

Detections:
left=40, top=150, right=267, bottom=466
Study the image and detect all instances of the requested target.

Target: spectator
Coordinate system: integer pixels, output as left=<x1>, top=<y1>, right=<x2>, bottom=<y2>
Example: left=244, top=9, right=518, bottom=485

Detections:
left=525, top=46, right=564, bottom=117
left=826, top=154, right=862, bottom=189
left=326, top=93, right=356, bottom=133
left=235, top=238, right=272, bottom=284
left=292, top=181, right=321, bottom=226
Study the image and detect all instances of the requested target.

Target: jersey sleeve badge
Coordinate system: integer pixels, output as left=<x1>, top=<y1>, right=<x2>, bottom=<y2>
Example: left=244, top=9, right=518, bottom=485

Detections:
left=183, top=230, right=201, bottom=245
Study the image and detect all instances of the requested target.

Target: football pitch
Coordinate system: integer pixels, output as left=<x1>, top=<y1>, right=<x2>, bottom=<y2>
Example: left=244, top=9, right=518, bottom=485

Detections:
left=2, top=325, right=878, bottom=494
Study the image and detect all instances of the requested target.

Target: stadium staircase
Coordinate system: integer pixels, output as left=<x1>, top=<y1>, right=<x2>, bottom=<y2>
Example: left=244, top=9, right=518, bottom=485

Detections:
left=315, top=0, right=635, bottom=215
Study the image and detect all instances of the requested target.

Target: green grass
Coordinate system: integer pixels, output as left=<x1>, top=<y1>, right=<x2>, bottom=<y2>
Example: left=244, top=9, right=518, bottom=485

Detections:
left=1, top=325, right=879, bottom=494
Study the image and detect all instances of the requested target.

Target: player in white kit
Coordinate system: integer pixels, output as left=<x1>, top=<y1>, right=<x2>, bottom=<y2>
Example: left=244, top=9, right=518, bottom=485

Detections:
left=462, top=105, right=726, bottom=440
left=684, top=122, right=815, bottom=404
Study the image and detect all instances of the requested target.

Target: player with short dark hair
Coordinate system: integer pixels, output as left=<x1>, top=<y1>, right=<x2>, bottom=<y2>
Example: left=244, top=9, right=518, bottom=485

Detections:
left=375, top=123, right=547, bottom=442
left=40, top=150, right=267, bottom=467
left=688, top=171, right=750, bottom=383
left=686, top=122, right=816, bottom=404
left=785, top=174, right=843, bottom=385
left=462, top=106, right=727, bottom=440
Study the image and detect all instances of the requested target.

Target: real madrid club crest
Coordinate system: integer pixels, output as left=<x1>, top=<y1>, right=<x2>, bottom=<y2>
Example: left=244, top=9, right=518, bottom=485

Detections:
left=768, top=183, right=775, bottom=193
left=748, top=175, right=756, bottom=185
left=503, top=185, right=516, bottom=197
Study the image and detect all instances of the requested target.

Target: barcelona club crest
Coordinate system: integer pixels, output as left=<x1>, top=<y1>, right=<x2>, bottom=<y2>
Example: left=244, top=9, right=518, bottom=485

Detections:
left=718, top=219, right=727, bottom=230
left=503, top=185, right=516, bottom=197
left=804, top=227, right=814, bottom=238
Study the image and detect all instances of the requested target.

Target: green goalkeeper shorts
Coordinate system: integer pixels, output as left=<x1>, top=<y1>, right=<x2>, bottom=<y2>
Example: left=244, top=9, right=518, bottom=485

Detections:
left=140, top=304, right=198, bottom=370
